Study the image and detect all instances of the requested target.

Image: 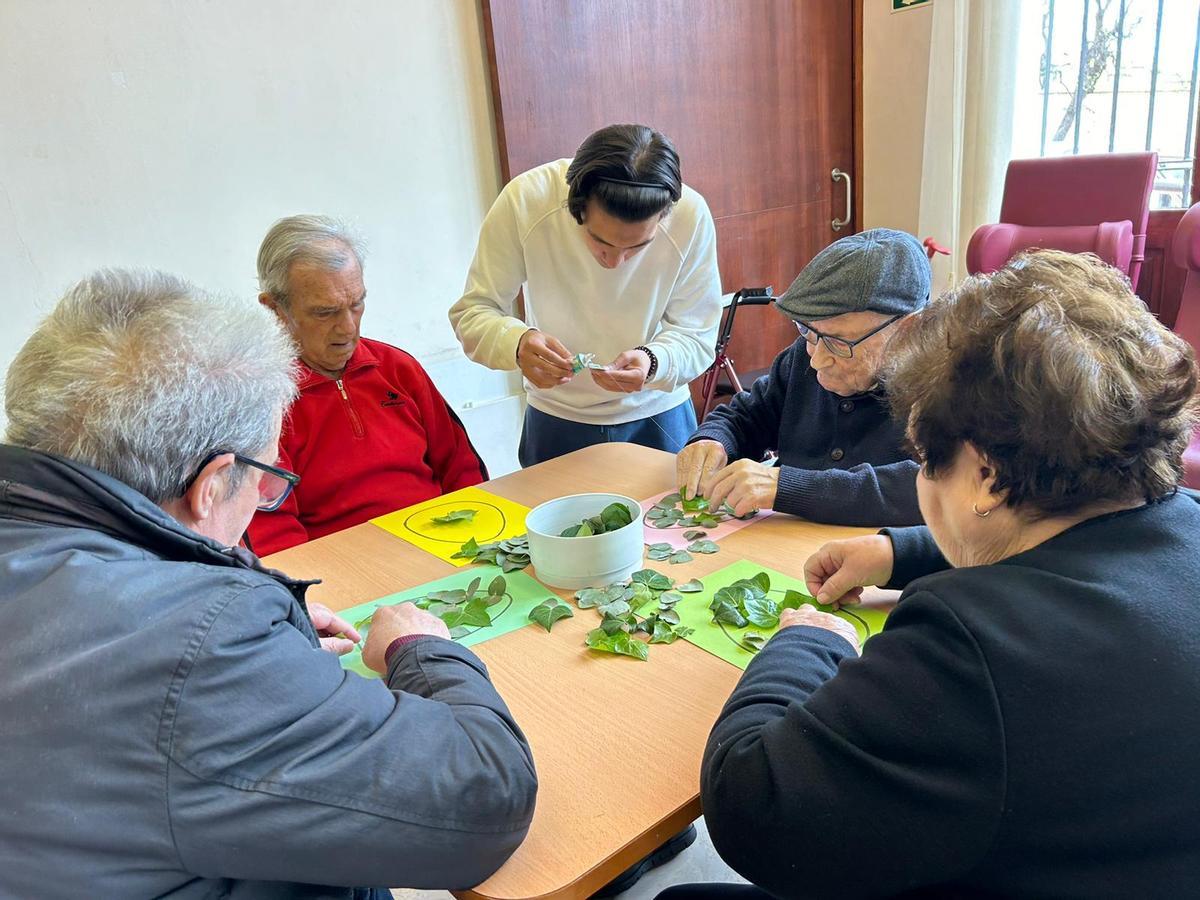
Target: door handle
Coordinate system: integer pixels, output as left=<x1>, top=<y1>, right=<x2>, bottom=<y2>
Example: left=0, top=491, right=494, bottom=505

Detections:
left=831, top=168, right=852, bottom=231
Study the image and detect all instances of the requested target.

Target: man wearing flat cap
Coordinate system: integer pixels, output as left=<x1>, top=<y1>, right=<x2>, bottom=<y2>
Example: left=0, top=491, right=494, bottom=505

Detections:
left=676, top=228, right=929, bottom=526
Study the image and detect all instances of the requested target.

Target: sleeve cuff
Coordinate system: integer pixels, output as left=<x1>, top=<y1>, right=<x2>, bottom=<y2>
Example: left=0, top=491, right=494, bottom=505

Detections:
left=878, top=525, right=948, bottom=589
left=772, top=465, right=812, bottom=517
left=384, top=634, right=449, bottom=668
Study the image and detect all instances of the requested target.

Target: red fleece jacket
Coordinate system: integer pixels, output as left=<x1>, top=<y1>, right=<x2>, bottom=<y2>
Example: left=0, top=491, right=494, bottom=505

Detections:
left=248, top=338, right=487, bottom=555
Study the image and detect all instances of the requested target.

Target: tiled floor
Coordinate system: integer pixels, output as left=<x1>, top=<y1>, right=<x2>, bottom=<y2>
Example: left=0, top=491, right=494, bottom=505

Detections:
left=391, top=817, right=745, bottom=900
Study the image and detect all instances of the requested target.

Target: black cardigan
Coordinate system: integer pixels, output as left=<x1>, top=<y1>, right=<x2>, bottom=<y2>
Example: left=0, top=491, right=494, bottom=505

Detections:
left=702, top=489, right=1200, bottom=897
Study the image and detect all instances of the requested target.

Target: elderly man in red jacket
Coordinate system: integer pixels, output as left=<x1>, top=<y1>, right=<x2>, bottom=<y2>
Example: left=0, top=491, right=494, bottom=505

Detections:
left=248, top=215, right=487, bottom=555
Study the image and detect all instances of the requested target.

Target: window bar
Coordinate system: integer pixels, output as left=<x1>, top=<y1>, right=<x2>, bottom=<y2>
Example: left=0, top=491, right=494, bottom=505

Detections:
left=1146, top=0, right=1165, bottom=152
left=1184, top=5, right=1200, bottom=205
left=1108, top=0, right=1127, bottom=153
left=1040, top=0, right=1056, bottom=156
left=1072, top=0, right=1091, bottom=154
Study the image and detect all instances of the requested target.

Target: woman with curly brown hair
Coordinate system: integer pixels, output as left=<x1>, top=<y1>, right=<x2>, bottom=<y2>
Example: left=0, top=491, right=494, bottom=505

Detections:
left=681, top=251, right=1200, bottom=898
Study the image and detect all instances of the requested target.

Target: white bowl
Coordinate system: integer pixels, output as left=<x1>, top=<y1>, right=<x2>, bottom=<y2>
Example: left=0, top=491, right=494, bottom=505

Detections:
left=525, top=493, right=644, bottom=590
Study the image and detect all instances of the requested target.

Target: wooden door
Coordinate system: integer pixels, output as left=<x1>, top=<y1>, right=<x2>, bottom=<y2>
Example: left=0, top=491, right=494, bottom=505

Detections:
left=481, top=0, right=858, bottom=394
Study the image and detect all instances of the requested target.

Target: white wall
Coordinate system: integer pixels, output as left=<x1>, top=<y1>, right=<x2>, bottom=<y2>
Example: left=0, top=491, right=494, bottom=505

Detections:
left=0, top=0, right=525, bottom=474
left=862, top=0, right=934, bottom=234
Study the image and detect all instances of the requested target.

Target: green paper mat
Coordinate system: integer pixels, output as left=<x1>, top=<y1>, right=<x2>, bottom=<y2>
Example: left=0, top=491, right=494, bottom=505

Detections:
left=675, top=559, right=891, bottom=670
left=336, top=566, right=558, bottom=679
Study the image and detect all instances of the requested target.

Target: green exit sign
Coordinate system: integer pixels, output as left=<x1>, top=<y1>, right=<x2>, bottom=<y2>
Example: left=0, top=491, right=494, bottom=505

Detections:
left=893, top=0, right=932, bottom=11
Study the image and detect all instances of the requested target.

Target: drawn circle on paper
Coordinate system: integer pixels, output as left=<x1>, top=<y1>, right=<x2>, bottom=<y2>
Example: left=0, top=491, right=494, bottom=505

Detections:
left=402, top=500, right=509, bottom=545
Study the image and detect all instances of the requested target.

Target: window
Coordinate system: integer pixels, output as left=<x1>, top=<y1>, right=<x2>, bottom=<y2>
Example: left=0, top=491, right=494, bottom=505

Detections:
left=1012, top=0, right=1200, bottom=209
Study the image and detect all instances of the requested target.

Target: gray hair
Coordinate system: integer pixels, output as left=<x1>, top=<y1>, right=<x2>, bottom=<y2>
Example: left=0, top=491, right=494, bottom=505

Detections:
left=4, top=269, right=298, bottom=504
left=256, top=214, right=366, bottom=306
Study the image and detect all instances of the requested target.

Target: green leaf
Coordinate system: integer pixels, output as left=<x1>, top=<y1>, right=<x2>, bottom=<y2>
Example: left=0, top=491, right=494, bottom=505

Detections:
left=668, top=550, right=693, bottom=565
left=646, top=542, right=673, bottom=552
left=600, top=613, right=635, bottom=635
left=488, top=575, right=507, bottom=598
left=443, top=597, right=492, bottom=630
left=625, top=582, right=655, bottom=612
left=742, top=631, right=767, bottom=651
left=711, top=600, right=749, bottom=628
left=465, top=576, right=481, bottom=599
left=744, top=596, right=781, bottom=629
left=577, top=521, right=595, bottom=537
left=451, top=536, right=479, bottom=560
left=647, top=507, right=668, bottom=520
left=750, top=572, right=772, bottom=595
left=353, top=613, right=374, bottom=632
left=601, top=502, right=634, bottom=531
left=658, top=591, right=684, bottom=607
left=695, top=515, right=722, bottom=528
left=658, top=607, right=681, bottom=626
left=662, top=492, right=682, bottom=505
left=681, top=496, right=710, bottom=513
left=529, top=598, right=573, bottom=632
left=597, top=598, right=631, bottom=619
left=426, top=589, right=467, bottom=603
left=730, top=577, right=767, bottom=601
left=448, top=625, right=471, bottom=639
left=652, top=518, right=679, bottom=529
left=431, top=508, right=477, bottom=525
left=677, top=578, right=704, bottom=593
left=585, top=628, right=649, bottom=660
left=713, top=584, right=753, bottom=612
left=687, top=540, right=720, bottom=554
left=630, top=569, right=674, bottom=592
left=650, top=620, right=682, bottom=644
left=780, top=589, right=812, bottom=610
left=559, top=524, right=581, bottom=537
left=682, top=529, right=708, bottom=540
left=501, top=555, right=528, bottom=572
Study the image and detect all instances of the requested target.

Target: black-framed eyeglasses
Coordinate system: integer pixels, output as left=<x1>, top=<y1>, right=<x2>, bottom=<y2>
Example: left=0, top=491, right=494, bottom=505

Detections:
left=186, top=451, right=300, bottom=512
left=794, top=314, right=904, bottom=359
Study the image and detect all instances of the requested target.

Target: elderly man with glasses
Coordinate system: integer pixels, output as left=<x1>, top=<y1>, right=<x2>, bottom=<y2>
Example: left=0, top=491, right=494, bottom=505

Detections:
left=0, top=270, right=536, bottom=897
left=676, top=229, right=930, bottom=526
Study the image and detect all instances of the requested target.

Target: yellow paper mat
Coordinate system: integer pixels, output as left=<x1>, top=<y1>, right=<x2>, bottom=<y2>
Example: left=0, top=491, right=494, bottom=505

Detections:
left=370, top=486, right=530, bottom=565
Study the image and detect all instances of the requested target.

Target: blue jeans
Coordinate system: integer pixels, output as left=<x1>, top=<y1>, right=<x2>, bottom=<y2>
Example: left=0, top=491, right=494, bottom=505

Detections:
left=518, top=400, right=698, bottom=468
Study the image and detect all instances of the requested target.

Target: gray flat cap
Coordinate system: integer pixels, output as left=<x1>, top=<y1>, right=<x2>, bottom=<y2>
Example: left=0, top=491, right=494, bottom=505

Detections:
left=776, top=229, right=931, bottom=321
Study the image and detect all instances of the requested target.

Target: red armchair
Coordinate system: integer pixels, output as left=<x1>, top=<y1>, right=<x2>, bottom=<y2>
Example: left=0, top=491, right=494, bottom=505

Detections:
left=1170, top=202, right=1200, bottom=490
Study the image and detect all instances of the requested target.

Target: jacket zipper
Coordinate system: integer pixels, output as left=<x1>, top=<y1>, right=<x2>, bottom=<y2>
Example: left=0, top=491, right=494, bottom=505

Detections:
left=335, top=379, right=366, bottom=438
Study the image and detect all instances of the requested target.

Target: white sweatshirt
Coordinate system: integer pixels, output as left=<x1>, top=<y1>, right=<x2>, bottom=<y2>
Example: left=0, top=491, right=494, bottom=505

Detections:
left=449, top=159, right=722, bottom=425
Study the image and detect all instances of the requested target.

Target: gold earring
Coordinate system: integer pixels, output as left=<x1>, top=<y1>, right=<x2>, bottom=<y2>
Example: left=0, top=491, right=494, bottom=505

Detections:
left=972, top=502, right=991, bottom=518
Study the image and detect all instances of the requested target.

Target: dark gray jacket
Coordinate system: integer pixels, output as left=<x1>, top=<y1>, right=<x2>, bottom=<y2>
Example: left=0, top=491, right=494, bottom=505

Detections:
left=0, top=444, right=537, bottom=898
left=691, top=337, right=922, bottom=526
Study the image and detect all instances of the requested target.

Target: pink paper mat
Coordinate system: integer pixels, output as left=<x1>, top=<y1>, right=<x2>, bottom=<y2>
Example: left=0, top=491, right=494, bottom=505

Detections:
left=638, top=489, right=774, bottom=550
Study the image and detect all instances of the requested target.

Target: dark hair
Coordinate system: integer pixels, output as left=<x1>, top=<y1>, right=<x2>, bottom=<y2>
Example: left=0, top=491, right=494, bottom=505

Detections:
left=885, top=250, right=1200, bottom=517
left=565, top=124, right=682, bottom=224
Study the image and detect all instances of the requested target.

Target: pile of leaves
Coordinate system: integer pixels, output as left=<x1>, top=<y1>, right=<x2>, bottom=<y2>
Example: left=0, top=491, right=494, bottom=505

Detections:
left=431, top=509, right=476, bottom=525
left=452, top=534, right=531, bottom=572
left=645, top=530, right=720, bottom=564
left=645, top=492, right=756, bottom=530
left=355, top=574, right=512, bottom=640
left=707, top=571, right=867, bottom=654
left=559, top=502, right=634, bottom=537
left=573, top=568, right=704, bottom=660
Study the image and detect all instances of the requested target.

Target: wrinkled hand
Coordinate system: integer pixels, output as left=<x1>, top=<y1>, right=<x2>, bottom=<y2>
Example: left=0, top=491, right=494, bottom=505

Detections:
left=803, top=534, right=895, bottom=608
left=591, top=348, right=651, bottom=393
left=702, top=458, right=779, bottom=517
left=676, top=440, right=728, bottom=501
left=360, top=602, right=451, bottom=674
left=778, top=605, right=861, bottom=655
left=308, top=602, right=361, bottom=656
left=517, top=329, right=574, bottom=389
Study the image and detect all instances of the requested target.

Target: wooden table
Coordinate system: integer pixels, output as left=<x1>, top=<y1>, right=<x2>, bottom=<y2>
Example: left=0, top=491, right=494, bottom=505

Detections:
left=264, top=444, right=877, bottom=900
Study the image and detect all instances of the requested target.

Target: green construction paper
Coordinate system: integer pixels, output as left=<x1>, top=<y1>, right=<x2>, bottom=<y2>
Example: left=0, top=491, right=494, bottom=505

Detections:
left=336, top=566, right=558, bottom=679
left=674, top=559, right=891, bottom=670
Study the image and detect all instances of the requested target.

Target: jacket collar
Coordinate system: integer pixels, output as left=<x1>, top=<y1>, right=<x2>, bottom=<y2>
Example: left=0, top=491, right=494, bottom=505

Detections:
left=296, top=338, right=379, bottom=390
left=0, top=443, right=316, bottom=598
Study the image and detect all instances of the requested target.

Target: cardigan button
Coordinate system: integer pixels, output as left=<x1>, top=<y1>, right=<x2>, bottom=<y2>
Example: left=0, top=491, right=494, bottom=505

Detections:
left=839, top=400, right=854, bottom=413
left=831, top=448, right=845, bottom=461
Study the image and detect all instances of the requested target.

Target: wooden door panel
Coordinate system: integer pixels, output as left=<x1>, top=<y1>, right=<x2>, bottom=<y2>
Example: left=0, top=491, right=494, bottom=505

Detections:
left=483, top=0, right=857, bottom=382
left=1138, top=209, right=1186, bottom=328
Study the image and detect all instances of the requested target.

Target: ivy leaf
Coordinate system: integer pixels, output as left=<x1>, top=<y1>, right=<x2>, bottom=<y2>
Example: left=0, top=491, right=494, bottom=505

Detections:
left=744, top=596, right=781, bottom=629
left=682, top=529, right=708, bottom=540
left=650, top=620, right=682, bottom=644
left=600, top=612, right=636, bottom=635
left=742, top=631, right=767, bottom=651
left=681, top=496, right=710, bottom=513
left=448, top=625, right=471, bottom=639
left=601, top=502, right=634, bottom=531
left=451, top=536, right=480, bottom=560
left=730, top=577, right=767, bottom=601
left=658, top=607, right=682, bottom=626
left=750, top=572, right=772, bottom=595
left=431, top=508, right=477, bottom=525
left=353, top=612, right=374, bottom=632
left=714, top=584, right=753, bottom=612
left=652, top=518, right=680, bottom=529
left=501, top=555, right=528, bottom=573
left=695, top=515, right=722, bottom=528
left=658, top=591, right=684, bottom=607
left=632, top=569, right=674, bottom=592
left=781, top=589, right=812, bottom=610
left=646, top=542, right=673, bottom=552
left=625, top=582, right=655, bottom=612
left=687, top=540, right=720, bottom=554
left=662, top=492, right=682, bottom=505
left=444, top=597, right=492, bottom=629
left=597, top=598, right=631, bottom=619
left=585, top=628, right=649, bottom=660
left=711, top=600, right=749, bottom=628
left=529, top=598, right=573, bottom=632
left=677, top=578, right=704, bottom=593
left=575, top=588, right=607, bottom=609
left=668, top=550, right=693, bottom=565
left=465, top=576, right=481, bottom=599
left=488, top=575, right=507, bottom=598
left=426, top=589, right=467, bottom=604
left=648, top=549, right=672, bottom=561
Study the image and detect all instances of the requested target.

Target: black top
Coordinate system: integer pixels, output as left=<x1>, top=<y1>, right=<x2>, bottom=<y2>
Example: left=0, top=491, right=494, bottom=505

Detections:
left=690, top=338, right=921, bottom=526
left=702, top=489, right=1200, bottom=898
